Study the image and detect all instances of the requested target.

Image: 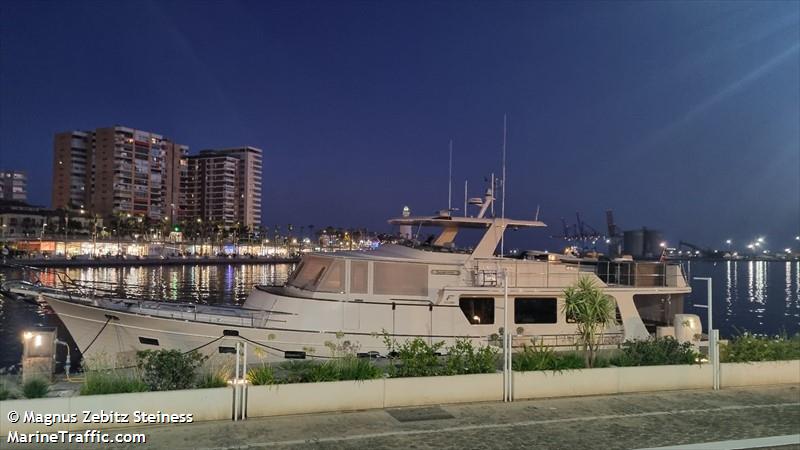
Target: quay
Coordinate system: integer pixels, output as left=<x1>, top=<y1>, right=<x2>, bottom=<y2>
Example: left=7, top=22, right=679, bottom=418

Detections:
left=0, top=255, right=299, bottom=269
left=5, top=385, right=797, bottom=449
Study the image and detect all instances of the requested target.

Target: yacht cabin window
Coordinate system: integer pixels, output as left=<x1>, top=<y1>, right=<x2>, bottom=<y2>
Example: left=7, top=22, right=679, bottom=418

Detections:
left=350, top=260, right=368, bottom=294
left=459, top=297, right=494, bottom=324
left=373, top=262, right=428, bottom=296
left=288, top=256, right=343, bottom=292
left=317, top=259, right=345, bottom=293
left=514, top=298, right=558, bottom=324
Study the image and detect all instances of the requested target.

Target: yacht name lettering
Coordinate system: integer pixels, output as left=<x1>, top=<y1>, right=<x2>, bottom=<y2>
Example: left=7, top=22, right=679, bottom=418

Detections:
left=431, top=269, right=460, bottom=275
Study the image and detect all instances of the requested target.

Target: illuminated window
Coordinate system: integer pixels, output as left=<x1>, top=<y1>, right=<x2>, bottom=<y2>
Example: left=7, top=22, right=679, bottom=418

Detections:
left=459, top=297, right=494, bottom=324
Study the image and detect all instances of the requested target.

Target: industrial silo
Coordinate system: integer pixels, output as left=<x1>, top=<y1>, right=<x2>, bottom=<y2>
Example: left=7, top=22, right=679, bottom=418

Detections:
left=643, top=229, right=664, bottom=258
left=623, top=229, right=645, bottom=258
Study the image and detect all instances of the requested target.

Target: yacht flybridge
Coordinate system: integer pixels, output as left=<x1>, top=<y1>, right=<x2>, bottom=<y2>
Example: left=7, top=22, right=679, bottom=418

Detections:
left=3, top=190, right=692, bottom=365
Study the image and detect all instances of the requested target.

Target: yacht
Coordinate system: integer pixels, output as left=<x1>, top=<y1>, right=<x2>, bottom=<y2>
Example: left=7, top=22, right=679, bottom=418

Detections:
left=3, top=190, right=691, bottom=365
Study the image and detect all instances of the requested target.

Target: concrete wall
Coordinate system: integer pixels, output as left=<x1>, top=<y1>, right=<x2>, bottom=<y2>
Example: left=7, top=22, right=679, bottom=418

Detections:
left=247, top=379, right=384, bottom=417
left=384, top=373, right=502, bottom=408
left=247, top=373, right=504, bottom=418
left=0, top=387, right=232, bottom=433
left=514, top=365, right=713, bottom=400
left=721, top=360, right=800, bottom=387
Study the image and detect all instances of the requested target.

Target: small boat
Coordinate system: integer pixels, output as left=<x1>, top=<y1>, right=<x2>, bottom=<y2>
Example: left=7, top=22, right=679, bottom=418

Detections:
left=3, top=189, right=692, bottom=365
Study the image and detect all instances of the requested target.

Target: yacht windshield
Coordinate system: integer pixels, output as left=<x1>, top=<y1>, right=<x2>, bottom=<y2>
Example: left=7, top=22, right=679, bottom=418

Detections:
left=287, top=256, right=344, bottom=292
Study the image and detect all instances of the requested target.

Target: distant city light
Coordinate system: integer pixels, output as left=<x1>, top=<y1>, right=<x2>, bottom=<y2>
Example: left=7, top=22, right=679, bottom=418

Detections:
left=725, top=239, right=731, bottom=245
left=747, top=244, right=754, bottom=249
left=757, top=237, right=764, bottom=243
left=786, top=248, right=792, bottom=253
left=659, top=242, right=666, bottom=248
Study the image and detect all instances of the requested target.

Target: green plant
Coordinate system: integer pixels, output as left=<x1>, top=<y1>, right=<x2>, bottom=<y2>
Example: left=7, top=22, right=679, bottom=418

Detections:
left=278, top=360, right=316, bottom=383
left=246, top=365, right=277, bottom=385
left=0, top=383, right=9, bottom=401
left=444, top=339, right=499, bottom=375
left=613, top=337, right=699, bottom=366
left=721, top=332, right=800, bottom=362
left=22, top=378, right=49, bottom=399
left=384, top=334, right=445, bottom=377
left=81, top=370, right=149, bottom=395
left=512, top=343, right=585, bottom=372
left=329, top=357, right=383, bottom=381
left=562, top=276, right=617, bottom=368
left=136, top=350, right=207, bottom=391
left=196, top=372, right=229, bottom=389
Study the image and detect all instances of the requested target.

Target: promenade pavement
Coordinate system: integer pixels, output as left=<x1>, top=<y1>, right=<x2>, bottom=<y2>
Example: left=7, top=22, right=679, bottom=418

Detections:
left=6, top=385, right=799, bottom=449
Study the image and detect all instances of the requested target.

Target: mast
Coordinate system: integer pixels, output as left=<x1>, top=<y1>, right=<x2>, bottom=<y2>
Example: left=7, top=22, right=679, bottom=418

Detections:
left=464, top=180, right=468, bottom=217
left=448, top=139, right=453, bottom=212
left=500, top=114, right=507, bottom=257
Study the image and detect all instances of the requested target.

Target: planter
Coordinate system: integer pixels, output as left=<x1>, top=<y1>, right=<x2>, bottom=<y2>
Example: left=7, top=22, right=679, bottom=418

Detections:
left=513, top=368, right=618, bottom=399
left=384, top=373, right=503, bottom=408
left=721, top=360, right=800, bottom=387
left=0, top=387, right=232, bottom=433
left=247, top=379, right=384, bottom=418
left=514, top=364, right=712, bottom=400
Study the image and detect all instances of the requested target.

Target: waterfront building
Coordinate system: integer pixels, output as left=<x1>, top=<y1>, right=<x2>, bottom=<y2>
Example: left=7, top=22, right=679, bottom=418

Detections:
left=52, top=126, right=188, bottom=221
left=0, top=170, right=28, bottom=202
left=184, top=147, right=262, bottom=229
left=0, top=200, right=99, bottom=240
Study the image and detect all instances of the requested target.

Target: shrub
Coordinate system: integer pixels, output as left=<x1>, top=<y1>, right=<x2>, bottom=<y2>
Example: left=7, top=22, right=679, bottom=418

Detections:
left=328, top=357, right=383, bottom=381
left=444, top=339, right=499, bottom=375
left=613, top=337, right=698, bottom=366
left=721, top=332, right=800, bottom=362
left=196, top=372, right=229, bottom=389
left=81, top=370, right=149, bottom=395
left=385, top=336, right=445, bottom=378
left=0, top=383, right=9, bottom=400
left=512, top=343, right=585, bottom=372
left=136, top=350, right=207, bottom=391
left=246, top=365, right=277, bottom=385
left=278, top=361, right=316, bottom=383
left=22, top=378, right=49, bottom=399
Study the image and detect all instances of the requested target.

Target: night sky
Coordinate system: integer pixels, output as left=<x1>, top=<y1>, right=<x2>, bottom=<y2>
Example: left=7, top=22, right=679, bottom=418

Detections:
left=1, top=1, right=798, bottom=252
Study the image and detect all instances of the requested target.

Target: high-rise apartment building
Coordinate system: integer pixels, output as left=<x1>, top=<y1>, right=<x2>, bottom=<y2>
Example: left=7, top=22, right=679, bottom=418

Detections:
left=52, top=126, right=187, bottom=220
left=184, top=147, right=262, bottom=229
left=0, top=170, right=28, bottom=202
left=52, top=131, right=92, bottom=209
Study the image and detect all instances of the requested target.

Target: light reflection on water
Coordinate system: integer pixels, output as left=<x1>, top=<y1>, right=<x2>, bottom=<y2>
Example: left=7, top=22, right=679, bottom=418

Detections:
left=685, top=260, right=800, bottom=338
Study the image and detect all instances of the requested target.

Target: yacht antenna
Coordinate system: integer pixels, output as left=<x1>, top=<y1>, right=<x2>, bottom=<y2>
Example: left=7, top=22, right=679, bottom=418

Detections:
left=448, top=139, right=453, bottom=211
left=534, top=204, right=540, bottom=221
left=500, top=113, right=507, bottom=257
left=464, top=179, right=468, bottom=217
left=490, top=173, right=495, bottom=217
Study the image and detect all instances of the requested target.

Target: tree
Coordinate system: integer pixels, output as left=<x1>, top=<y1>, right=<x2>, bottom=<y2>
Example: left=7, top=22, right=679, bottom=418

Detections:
left=562, top=276, right=617, bottom=368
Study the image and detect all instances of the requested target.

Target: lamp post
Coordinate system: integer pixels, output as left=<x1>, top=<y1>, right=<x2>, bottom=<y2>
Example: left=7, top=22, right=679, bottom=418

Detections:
left=693, top=277, right=718, bottom=389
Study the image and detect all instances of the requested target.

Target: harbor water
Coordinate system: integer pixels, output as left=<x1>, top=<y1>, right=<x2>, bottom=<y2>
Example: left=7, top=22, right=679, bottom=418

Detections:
left=0, top=260, right=798, bottom=370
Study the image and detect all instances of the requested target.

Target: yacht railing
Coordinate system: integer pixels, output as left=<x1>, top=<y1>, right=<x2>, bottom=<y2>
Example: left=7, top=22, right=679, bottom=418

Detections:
left=511, top=332, right=625, bottom=349
left=100, top=299, right=273, bottom=328
left=471, top=259, right=686, bottom=289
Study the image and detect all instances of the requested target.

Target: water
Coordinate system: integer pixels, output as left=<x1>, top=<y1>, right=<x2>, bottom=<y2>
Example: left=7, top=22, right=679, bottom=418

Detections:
left=683, top=260, right=800, bottom=338
left=0, top=261, right=798, bottom=369
left=0, top=263, right=294, bottom=370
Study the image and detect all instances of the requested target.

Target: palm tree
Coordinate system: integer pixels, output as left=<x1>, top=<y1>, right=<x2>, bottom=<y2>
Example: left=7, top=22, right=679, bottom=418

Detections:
left=562, top=276, right=617, bottom=368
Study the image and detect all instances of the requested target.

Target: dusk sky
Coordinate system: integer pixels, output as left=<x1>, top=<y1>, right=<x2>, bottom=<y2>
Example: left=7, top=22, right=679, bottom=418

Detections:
left=1, top=1, right=798, bottom=251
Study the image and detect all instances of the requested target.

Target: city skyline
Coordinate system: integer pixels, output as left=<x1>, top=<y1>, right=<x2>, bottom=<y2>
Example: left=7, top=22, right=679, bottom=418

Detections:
left=1, top=1, right=798, bottom=251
